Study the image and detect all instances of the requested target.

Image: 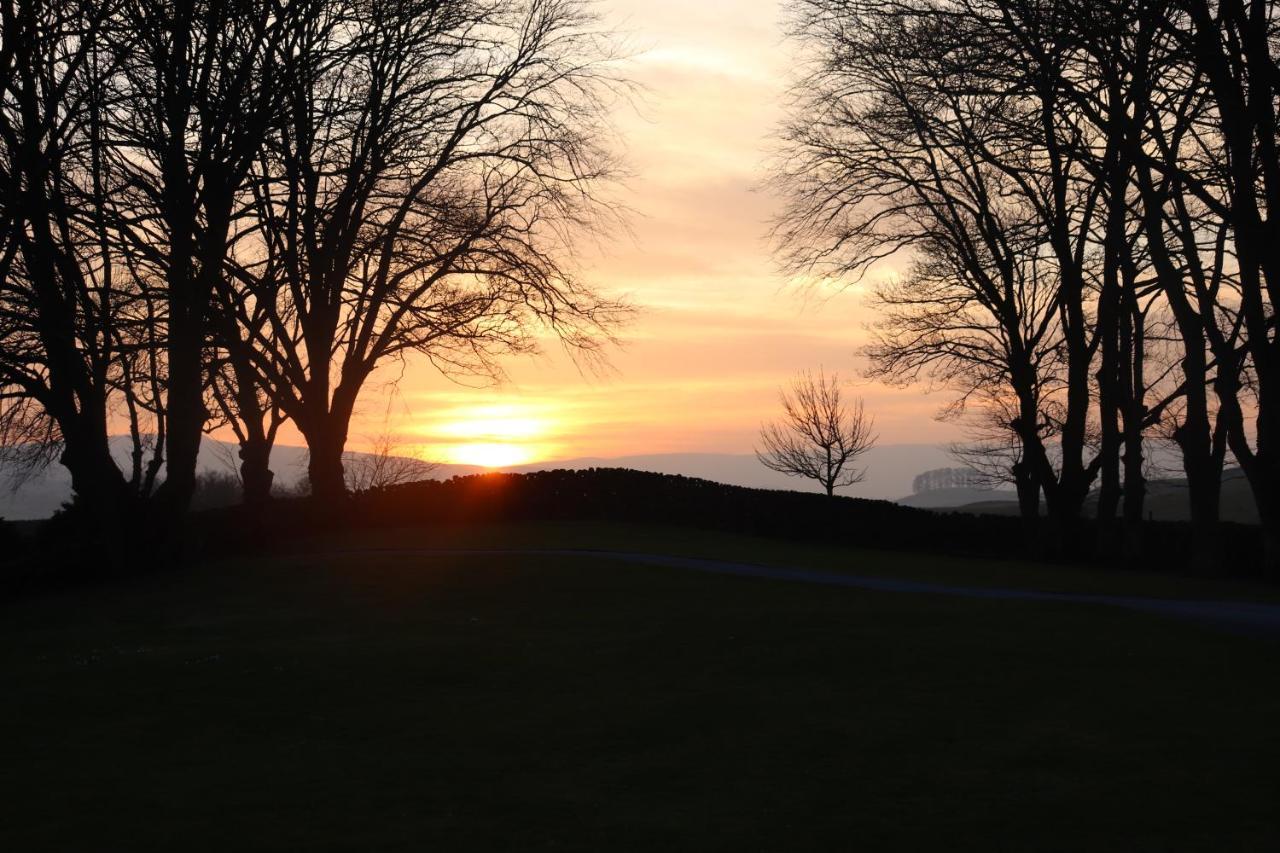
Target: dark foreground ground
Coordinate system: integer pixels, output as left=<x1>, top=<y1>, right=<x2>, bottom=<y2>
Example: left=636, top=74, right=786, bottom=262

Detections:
left=3, top=523, right=1278, bottom=851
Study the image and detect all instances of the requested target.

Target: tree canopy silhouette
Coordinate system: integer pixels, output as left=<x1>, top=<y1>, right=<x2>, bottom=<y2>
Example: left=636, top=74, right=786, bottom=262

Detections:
left=775, top=0, right=1280, bottom=571
left=0, top=0, right=630, bottom=528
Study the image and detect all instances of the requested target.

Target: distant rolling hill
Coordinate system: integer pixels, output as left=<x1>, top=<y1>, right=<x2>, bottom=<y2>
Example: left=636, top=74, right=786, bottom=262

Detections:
left=0, top=441, right=956, bottom=520
left=1, top=438, right=1257, bottom=526
left=508, top=445, right=956, bottom=502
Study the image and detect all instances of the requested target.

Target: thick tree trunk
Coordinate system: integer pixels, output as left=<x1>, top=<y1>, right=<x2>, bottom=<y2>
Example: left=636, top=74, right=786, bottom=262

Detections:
left=302, top=397, right=357, bottom=504
left=239, top=438, right=275, bottom=505
left=155, top=314, right=205, bottom=516
left=57, top=420, right=138, bottom=565
left=299, top=374, right=362, bottom=504
left=306, top=428, right=348, bottom=503
left=1174, top=420, right=1224, bottom=574
left=60, top=425, right=131, bottom=514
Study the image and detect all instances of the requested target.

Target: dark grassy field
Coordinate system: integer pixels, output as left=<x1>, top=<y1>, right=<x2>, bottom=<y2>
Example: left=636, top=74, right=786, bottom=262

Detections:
left=4, top=522, right=1278, bottom=851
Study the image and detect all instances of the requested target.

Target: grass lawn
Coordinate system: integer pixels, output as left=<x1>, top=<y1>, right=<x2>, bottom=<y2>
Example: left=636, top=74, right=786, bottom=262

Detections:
left=3, top=522, right=1278, bottom=851
left=305, top=521, right=1280, bottom=601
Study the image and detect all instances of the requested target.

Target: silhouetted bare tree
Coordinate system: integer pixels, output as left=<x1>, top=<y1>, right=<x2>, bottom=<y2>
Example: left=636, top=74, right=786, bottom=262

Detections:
left=0, top=0, right=161, bottom=524
left=1047, top=0, right=1240, bottom=565
left=224, top=0, right=629, bottom=501
left=0, top=0, right=317, bottom=527
left=775, top=1, right=1100, bottom=548
left=757, top=370, right=877, bottom=497
left=105, top=0, right=312, bottom=516
left=209, top=341, right=287, bottom=504
left=1152, top=0, right=1280, bottom=571
left=774, top=0, right=1262, bottom=565
left=343, top=433, right=439, bottom=493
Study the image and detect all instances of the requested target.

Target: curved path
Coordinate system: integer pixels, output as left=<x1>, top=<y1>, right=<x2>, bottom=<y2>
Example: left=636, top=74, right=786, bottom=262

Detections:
left=330, top=547, right=1280, bottom=640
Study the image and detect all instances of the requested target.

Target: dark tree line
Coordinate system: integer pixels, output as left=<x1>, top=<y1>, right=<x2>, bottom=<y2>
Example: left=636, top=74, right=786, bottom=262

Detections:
left=776, top=0, right=1280, bottom=572
left=0, top=0, right=625, bottom=536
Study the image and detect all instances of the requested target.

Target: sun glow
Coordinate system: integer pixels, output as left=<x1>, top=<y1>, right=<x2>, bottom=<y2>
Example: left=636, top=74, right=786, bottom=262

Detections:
left=434, top=407, right=547, bottom=441
left=446, top=442, right=537, bottom=468
left=423, top=402, right=559, bottom=468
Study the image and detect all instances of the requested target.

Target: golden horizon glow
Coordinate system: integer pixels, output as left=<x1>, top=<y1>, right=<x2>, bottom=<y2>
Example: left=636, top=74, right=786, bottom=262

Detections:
left=431, top=405, right=550, bottom=442
left=445, top=442, right=539, bottom=468
left=419, top=402, right=561, bottom=468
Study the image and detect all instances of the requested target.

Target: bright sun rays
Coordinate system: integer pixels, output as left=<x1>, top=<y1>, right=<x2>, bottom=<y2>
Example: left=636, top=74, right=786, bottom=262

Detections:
left=421, top=403, right=558, bottom=468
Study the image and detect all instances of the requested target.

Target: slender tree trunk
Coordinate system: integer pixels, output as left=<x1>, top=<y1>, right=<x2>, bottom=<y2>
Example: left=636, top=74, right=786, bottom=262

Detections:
left=1021, top=395, right=1089, bottom=561
left=1221, top=383, right=1280, bottom=577
left=230, top=350, right=277, bottom=505
left=1094, top=433, right=1121, bottom=536
left=155, top=185, right=232, bottom=516
left=1128, top=136, right=1227, bottom=570
left=1056, top=342, right=1093, bottom=561
left=1095, top=91, right=1130, bottom=560
left=1120, top=435, right=1145, bottom=560
left=1009, top=371, right=1045, bottom=555
left=1183, top=1, right=1280, bottom=575
left=1118, top=280, right=1146, bottom=562
left=1095, top=300, right=1123, bottom=557
left=1012, top=457, right=1040, bottom=553
left=1222, top=296, right=1280, bottom=578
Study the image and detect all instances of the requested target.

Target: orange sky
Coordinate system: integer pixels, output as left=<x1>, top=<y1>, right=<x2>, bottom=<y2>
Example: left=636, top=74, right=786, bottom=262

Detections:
left=236, top=0, right=958, bottom=467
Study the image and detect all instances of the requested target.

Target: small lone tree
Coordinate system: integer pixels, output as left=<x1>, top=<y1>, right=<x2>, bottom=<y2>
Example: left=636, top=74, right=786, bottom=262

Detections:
left=756, top=370, right=877, bottom=497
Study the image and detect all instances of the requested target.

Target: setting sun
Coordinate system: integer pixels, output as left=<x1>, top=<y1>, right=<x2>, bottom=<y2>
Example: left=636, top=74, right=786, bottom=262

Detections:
left=446, top=442, right=536, bottom=468
left=421, top=402, right=559, bottom=468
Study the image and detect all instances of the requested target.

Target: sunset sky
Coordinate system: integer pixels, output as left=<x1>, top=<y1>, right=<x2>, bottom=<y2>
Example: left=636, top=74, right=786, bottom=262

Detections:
left=254, top=0, right=957, bottom=467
